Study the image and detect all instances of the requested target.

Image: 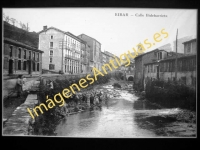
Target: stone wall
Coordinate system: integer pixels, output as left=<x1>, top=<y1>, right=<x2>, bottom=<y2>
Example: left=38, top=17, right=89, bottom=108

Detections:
left=3, top=94, right=38, bottom=135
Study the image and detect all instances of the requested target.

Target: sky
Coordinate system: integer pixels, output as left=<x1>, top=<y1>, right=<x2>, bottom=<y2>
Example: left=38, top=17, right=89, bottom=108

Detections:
left=3, top=8, right=197, bottom=57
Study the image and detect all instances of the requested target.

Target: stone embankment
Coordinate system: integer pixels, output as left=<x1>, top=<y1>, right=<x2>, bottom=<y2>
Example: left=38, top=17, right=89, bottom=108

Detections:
left=3, top=80, right=40, bottom=136
left=3, top=94, right=38, bottom=135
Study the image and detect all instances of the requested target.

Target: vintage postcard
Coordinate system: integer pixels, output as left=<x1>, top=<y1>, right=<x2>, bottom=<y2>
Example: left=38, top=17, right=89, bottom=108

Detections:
left=2, top=8, right=197, bottom=137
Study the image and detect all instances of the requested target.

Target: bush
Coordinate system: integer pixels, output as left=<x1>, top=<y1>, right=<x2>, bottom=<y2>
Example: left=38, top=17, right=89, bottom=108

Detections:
left=59, top=70, right=64, bottom=74
left=145, top=80, right=196, bottom=110
left=33, top=72, right=113, bottom=135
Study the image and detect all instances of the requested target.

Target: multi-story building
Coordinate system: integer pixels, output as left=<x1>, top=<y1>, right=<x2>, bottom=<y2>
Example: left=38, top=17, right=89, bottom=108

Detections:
left=144, top=38, right=197, bottom=88
left=39, top=26, right=81, bottom=74
left=3, top=21, right=43, bottom=75
left=80, top=40, right=90, bottom=73
left=78, top=34, right=102, bottom=71
left=80, top=41, right=86, bottom=73
left=183, top=39, right=197, bottom=55
left=85, top=44, right=90, bottom=72
left=3, top=38, right=43, bottom=75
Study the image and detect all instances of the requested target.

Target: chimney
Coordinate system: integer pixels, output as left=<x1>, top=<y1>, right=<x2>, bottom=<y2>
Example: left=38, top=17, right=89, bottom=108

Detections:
left=43, top=26, right=47, bottom=30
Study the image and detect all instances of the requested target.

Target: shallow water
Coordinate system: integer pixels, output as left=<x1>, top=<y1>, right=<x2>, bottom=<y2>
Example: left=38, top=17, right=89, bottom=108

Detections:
left=55, top=85, right=181, bottom=137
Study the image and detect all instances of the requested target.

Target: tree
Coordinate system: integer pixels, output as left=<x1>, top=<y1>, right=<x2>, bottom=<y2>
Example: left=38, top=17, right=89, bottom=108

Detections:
left=10, top=18, right=17, bottom=26
left=4, top=15, right=10, bottom=23
left=20, top=21, right=27, bottom=30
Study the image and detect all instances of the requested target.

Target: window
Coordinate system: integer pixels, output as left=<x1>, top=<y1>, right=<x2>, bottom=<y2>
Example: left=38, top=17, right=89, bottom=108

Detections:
left=65, top=65, right=66, bottom=73
left=23, top=61, right=26, bottom=70
left=29, top=51, right=31, bottom=59
left=49, top=64, right=55, bottom=70
left=18, top=48, right=21, bottom=58
left=24, top=50, right=26, bottom=59
left=186, top=43, right=191, bottom=53
left=33, top=62, right=35, bottom=71
left=9, top=46, right=13, bottom=57
left=18, top=60, right=21, bottom=70
left=50, top=57, right=53, bottom=63
left=160, top=52, right=162, bottom=59
left=37, top=53, right=39, bottom=61
left=33, top=52, right=35, bottom=60
left=50, top=42, right=53, bottom=48
left=51, top=35, right=53, bottom=39
left=37, top=63, right=39, bottom=71
left=179, top=60, right=182, bottom=71
left=50, top=50, right=53, bottom=56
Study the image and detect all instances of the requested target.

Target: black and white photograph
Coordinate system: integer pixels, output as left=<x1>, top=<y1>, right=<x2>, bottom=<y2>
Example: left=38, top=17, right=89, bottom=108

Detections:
left=2, top=8, right=197, bottom=137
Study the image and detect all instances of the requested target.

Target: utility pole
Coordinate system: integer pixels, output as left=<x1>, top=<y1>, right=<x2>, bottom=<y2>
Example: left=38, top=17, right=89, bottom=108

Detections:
left=61, top=40, right=64, bottom=73
left=175, top=29, right=178, bottom=81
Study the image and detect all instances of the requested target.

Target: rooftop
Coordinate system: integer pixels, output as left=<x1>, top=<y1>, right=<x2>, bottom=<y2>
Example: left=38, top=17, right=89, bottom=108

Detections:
left=4, top=37, right=43, bottom=53
left=38, top=26, right=82, bottom=42
left=182, top=38, right=197, bottom=44
left=135, top=49, right=159, bottom=59
left=144, top=54, right=196, bottom=65
left=78, top=34, right=101, bottom=44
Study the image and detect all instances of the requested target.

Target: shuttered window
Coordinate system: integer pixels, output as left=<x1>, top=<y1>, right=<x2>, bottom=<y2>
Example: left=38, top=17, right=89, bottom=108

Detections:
left=49, top=64, right=55, bottom=70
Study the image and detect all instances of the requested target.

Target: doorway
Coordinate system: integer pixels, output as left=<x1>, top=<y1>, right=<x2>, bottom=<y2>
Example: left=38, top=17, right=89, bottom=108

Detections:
left=8, top=59, right=13, bottom=74
left=156, top=65, right=159, bottom=79
left=27, top=60, right=31, bottom=74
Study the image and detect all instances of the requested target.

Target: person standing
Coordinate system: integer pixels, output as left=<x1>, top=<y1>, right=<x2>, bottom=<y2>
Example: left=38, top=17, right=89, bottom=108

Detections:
left=22, top=76, right=27, bottom=91
left=47, top=80, right=54, bottom=94
left=16, top=75, right=23, bottom=98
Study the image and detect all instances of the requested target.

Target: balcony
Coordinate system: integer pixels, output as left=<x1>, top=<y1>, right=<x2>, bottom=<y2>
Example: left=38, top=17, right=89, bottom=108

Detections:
left=65, top=55, right=79, bottom=61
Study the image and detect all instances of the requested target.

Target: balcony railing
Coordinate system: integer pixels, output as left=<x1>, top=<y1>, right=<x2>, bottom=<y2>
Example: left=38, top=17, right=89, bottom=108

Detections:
left=65, top=55, right=79, bottom=61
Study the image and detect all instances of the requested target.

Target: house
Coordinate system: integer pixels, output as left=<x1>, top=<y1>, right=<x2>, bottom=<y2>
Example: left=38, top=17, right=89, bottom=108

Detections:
left=144, top=38, right=197, bottom=88
left=80, top=40, right=90, bottom=73
left=183, top=39, right=197, bottom=55
left=3, top=21, right=43, bottom=76
left=4, top=38, right=43, bottom=75
left=39, top=26, right=82, bottom=74
left=134, top=49, right=168, bottom=90
left=78, top=34, right=102, bottom=71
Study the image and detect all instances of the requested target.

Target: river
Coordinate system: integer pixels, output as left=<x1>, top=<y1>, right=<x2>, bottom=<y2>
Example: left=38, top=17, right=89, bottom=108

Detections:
left=55, top=83, right=195, bottom=137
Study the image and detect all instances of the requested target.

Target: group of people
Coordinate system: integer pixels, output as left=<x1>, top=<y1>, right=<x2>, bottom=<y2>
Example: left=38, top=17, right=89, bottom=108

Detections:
left=53, top=90, right=110, bottom=118
left=66, top=90, right=109, bottom=108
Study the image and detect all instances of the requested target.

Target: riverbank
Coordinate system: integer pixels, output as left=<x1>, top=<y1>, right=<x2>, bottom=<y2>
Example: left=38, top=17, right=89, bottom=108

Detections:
left=134, top=90, right=196, bottom=137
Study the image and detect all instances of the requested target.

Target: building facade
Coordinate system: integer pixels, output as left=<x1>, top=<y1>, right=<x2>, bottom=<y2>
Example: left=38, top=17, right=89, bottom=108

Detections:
left=39, top=26, right=81, bottom=74
left=3, top=38, right=43, bottom=75
left=80, top=40, right=90, bottom=73
left=134, top=49, right=162, bottom=89
left=144, top=38, right=197, bottom=88
left=183, top=39, right=197, bottom=55
left=78, top=34, right=102, bottom=71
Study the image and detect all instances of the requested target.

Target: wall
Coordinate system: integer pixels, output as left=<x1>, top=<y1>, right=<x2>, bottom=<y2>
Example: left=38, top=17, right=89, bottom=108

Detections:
left=3, top=42, right=42, bottom=75
left=184, top=40, right=197, bottom=55
left=134, top=50, right=157, bottom=86
left=78, top=35, right=102, bottom=71
left=78, top=35, right=94, bottom=61
left=145, top=55, right=196, bottom=88
left=39, top=29, right=64, bottom=72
